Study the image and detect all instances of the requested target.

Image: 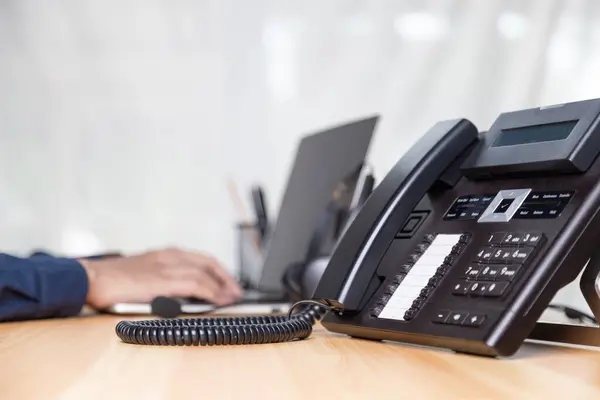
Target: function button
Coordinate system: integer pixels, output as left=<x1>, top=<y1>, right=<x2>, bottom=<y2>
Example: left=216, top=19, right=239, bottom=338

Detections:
left=558, top=191, right=575, bottom=199
left=444, top=255, right=456, bottom=265
left=383, top=283, right=399, bottom=295
left=399, top=263, right=413, bottom=274
left=459, top=233, right=471, bottom=244
left=447, top=311, right=469, bottom=325
left=422, top=234, right=436, bottom=244
left=444, top=211, right=458, bottom=220
left=403, top=308, right=417, bottom=321
left=392, top=274, right=406, bottom=285
left=462, top=313, right=486, bottom=327
left=503, top=233, right=524, bottom=245
left=461, top=210, right=483, bottom=219
left=407, top=253, right=421, bottom=263
left=496, top=265, right=521, bottom=281
left=401, top=216, right=421, bottom=233
left=437, top=264, right=451, bottom=275
left=414, top=243, right=429, bottom=254
left=451, top=281, right=469, bottom=295
left=486, top=232, right=506, bottom=245
left=481, top=281, right=509, bottom=297
left=508, top=247, right=533, bottom=263
left=434, top=264, right=450, bottom=277
left=411, top=297, right=426, bottom=310
left=455, top=196, right=470, bottom=204
left=451, top=244, right=464, bottom=255
left=479, top=265, right=501, bottom=280
left=522, top=232, right=543, bottom=246
left=428, top=276, right=440, bottom=288
left=370, top=305, right=384, bottom=317
left=463, top=264, right=482, bottom=280
left=475, top=247, right=494, bottom=263
left=432, top=310, right=451, bottom=324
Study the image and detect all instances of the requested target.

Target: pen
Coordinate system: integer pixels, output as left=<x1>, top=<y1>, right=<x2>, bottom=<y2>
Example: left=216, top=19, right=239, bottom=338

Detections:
left=251, top=185, right=269, bottom=242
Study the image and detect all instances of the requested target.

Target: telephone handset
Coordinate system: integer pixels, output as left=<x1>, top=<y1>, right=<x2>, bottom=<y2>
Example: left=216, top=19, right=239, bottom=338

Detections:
left=116, top=98, right=600, bottom=357
left=311, top=118, right=479, bottom=313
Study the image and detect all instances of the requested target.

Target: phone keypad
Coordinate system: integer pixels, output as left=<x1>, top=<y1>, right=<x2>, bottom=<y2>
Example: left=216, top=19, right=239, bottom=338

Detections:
left=433, top=231, right=545, bottom=328
left=450, top=231, right=545, bottom=300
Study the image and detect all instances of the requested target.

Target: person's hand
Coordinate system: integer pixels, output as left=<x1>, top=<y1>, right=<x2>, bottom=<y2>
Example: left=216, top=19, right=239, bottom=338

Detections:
left=78, top=248, right=243, bottom=309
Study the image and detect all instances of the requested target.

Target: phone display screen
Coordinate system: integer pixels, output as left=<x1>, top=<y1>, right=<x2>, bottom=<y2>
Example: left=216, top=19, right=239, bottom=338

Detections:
left=492, top=120, right=578, bottom=148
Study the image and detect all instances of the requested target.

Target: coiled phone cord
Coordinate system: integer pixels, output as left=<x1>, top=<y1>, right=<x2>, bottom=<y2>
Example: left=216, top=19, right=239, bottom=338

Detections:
left=115, top=300, right=330, bottom=346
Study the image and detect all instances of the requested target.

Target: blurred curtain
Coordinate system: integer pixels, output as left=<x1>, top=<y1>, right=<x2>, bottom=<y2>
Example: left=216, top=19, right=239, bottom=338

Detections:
left=1, top=0, right=599, bottom=311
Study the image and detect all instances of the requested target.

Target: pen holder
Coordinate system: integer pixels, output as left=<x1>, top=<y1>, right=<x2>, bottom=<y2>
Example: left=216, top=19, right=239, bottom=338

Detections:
left=235, top=222, right=266, bottom=289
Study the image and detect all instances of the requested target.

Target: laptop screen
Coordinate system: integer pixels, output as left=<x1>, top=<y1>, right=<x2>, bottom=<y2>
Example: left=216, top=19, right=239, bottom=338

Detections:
left=254, top=116, right=378, bottom=293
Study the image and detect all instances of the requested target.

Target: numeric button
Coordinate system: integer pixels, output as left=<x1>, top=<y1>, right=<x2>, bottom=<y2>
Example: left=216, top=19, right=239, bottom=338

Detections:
left=491, top=248, right=505, bottom=262
left=475, top=247, right=494, bottom=263
left=486, top=232, right=506, bottom=245
left=503, top=233, right=523, bottom=245
left=479, top=265, right=500, bottom=280
left=451, top=281, right=469, bottom=295
left=468, top=282, right=489, bottom=296
left=463, top=264, right=482, bottom=280
left=482, top=282, right=509, bottom=297
left=496, top=265, right=521, bottom=281
left=522, top=232, right=543, bottom=246
left=509, top=247, right=533, bottom=262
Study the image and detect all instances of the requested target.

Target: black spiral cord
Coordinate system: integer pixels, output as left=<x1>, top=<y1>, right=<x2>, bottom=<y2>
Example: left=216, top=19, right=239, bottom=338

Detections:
left=115, top=300, right=331, bottom=346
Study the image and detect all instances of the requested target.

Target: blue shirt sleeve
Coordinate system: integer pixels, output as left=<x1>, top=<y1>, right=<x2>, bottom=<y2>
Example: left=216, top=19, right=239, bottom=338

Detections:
left=0, top=253, right=89, bottom=322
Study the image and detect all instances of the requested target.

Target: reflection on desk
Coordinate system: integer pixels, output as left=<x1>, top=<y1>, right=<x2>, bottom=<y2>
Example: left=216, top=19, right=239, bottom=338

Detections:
left=1, top=314, right=600, bottom=399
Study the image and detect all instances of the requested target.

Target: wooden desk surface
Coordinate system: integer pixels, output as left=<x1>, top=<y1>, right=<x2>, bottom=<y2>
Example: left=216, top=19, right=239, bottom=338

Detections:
left=2, top=314, right=600, bottom=399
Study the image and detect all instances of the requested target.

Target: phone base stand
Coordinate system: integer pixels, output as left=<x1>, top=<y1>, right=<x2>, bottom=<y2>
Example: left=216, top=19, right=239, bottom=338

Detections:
left=528, top=248, right=600, bottom=348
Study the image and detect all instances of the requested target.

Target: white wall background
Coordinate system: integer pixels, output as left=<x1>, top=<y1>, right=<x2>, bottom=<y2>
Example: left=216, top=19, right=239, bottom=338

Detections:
left=2, top=0, right=600, bottom=310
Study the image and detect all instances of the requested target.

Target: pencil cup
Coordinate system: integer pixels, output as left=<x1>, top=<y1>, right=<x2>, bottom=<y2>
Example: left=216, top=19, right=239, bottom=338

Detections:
left=235, top=222, right=266, bottom=289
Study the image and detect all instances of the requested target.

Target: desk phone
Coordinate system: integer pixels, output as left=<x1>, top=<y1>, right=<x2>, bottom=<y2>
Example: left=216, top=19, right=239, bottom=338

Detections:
left=116, top=98, right=600, bottom=357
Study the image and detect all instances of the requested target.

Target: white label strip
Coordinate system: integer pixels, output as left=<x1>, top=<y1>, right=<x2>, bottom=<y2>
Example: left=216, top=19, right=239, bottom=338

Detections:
left=378, top=234, right=461, bottom=321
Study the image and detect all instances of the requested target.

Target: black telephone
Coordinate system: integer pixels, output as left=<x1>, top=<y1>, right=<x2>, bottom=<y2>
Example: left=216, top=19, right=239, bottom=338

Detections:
left=116, top=98, right=600, bottom=357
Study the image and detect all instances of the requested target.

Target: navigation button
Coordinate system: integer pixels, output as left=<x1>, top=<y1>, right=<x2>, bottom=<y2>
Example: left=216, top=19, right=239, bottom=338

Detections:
left=494, top=198, right=515, bottom=213
left=432, top=310, right=451, bottom=324
left=462, top=313, right=486, bottom=327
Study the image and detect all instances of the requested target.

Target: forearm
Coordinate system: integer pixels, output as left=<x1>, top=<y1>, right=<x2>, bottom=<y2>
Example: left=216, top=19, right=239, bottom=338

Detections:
left=0, top=253, right=89, bottom=322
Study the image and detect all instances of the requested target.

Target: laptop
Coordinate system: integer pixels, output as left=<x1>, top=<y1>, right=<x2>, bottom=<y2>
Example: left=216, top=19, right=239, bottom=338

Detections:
left=105, top=115, right=378, bottom=315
